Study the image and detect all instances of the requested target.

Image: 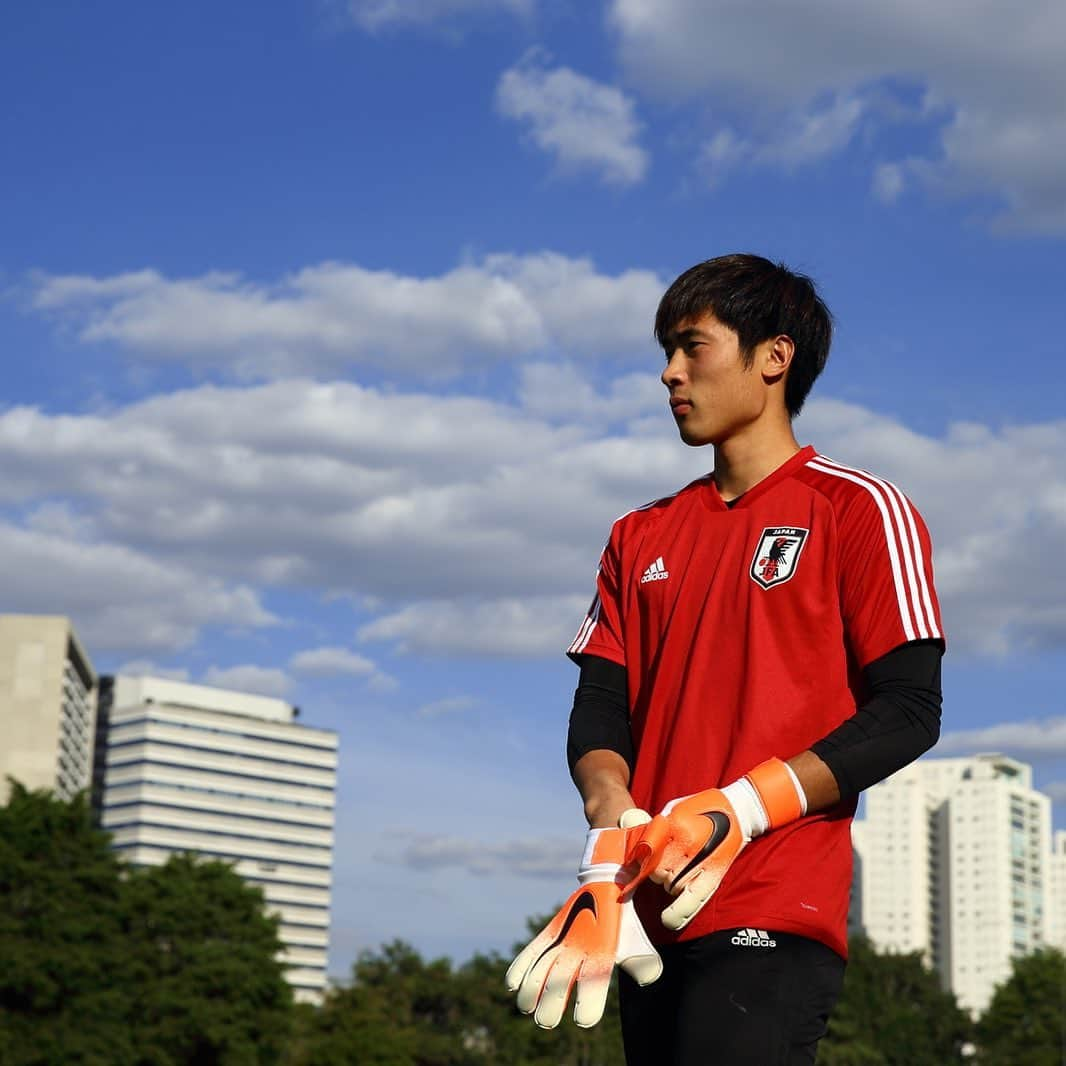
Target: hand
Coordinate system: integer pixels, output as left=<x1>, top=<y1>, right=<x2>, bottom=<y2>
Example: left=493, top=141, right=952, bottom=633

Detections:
left=505, top=814, right=663, bottom=1029
left=622, top=757, right=805, bottom=931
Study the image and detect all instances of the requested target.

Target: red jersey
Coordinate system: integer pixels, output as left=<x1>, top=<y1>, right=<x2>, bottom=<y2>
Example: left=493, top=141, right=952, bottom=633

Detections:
left=567, top=446, right=943, bottom=957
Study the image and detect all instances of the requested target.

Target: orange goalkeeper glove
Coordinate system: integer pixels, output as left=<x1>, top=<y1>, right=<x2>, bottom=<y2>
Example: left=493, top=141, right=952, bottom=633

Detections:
left=622, top=757, right=806, bottom=931
left=505, top=814, right=663, bottom=1029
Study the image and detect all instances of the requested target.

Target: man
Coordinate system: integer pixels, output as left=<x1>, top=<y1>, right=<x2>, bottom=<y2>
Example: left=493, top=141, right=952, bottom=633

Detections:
left=506, top=254, right=944, bottom=1064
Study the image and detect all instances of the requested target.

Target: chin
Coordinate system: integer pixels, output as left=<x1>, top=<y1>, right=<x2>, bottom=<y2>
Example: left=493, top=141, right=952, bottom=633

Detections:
left=678, top=427, right=715, bottom=448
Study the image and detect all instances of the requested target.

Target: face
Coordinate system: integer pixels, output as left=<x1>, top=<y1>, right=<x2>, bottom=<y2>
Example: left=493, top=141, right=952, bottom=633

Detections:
left=660, top=312, right=772, bottom=447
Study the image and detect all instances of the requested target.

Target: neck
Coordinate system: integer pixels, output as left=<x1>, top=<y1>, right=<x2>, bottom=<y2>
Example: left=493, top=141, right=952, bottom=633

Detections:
left=712, top=419, right=801, bottom=501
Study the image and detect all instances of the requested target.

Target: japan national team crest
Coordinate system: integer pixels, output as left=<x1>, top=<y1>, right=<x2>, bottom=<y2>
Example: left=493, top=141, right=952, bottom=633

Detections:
left=749, top=526, right=810, bottom=589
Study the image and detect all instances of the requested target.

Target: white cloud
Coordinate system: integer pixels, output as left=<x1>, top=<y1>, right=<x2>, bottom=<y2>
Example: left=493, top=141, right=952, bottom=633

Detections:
left=757, top=93, right=867, bottom=167
left=1, top=366, right=1064, bottom=661
left=417, top=696, right=479, bottom=717
left=608, top=0, right=1066, bottom=231
left=0, top=519, right=274, bottom=653
left=936, top=717, right=1066, bottom=760
left=701, top=128, right=748, bottom=187
left=496, top=56, right=648, bottom=186
left=936, top=108, right=1066, bottom=233
left=798, top=402, right=1066, bottom=656
left=346, top=0, right=531, bottom=32
left=358, top=596, right=589, bottom=657
left=333, top=733, right=579, bottom=962
left=203, top=664, right=293, bottom=699
left=290, top=645, right=397, bottom=691
left=386, top=832, right=574, bottom=879
left=872, top=162, right=905, bottom=203
left=28, top=254, right=663, bottom=375
left=516, top=362, right=661, bottom=423
left=114, top=660, right=191, bottom=682
left=700, top=93, right=868, bottom=184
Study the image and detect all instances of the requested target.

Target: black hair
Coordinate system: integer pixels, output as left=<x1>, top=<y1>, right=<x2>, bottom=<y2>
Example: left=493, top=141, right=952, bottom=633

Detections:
left=654, top=253, right=833, bottom=417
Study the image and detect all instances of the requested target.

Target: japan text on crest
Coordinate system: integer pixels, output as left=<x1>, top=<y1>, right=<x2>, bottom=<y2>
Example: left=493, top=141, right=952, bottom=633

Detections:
left=749, top=526, right=810, bottom=589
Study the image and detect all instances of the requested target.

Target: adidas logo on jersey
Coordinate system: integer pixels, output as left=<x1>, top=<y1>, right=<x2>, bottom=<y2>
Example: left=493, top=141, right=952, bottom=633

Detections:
left=640, top=557, right=669, bottom=584
left=731, top=928, right=777, bottom=948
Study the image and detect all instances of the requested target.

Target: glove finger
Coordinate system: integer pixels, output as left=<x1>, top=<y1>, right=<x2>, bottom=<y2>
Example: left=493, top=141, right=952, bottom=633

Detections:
left=661, top=869, right=715, bottom=931
left=620, top=949, right=663, bottom=987
left=505, top=930, right=552, bottom=993
left=514, top=945, right=559, bottom=1015
left=616, top=903, right=663, bottom=987
left=572, top=966, right=611, bottom=1028
left=618, top=807, right=651, bottom=829
left=621, top=816, right=671, bottom=896
left=533, top=955, right=581, bottom=1030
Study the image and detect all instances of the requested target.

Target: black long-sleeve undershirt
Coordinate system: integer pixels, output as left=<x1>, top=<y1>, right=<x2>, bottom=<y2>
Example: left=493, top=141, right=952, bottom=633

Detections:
left=566, top=640, right=943, bottom=801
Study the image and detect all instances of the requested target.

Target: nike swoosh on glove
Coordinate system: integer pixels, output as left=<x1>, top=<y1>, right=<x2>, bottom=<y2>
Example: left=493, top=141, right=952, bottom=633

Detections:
left=622, top=757, right=806, bottom=931
left=505, top=812, right=663, bottom=1029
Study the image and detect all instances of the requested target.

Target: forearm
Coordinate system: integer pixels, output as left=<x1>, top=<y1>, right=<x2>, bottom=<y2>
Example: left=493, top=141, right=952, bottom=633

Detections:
left=567, top=642, right=939, bottom=826
left=568, top=655, right=635, bottom=827
left=810, top=639, right=943, bottom=800
left=786, top=749, right=840, bottom=812
left=783, top=646, right=942, bottom=812
left=572, top=749, right=636, bottom=828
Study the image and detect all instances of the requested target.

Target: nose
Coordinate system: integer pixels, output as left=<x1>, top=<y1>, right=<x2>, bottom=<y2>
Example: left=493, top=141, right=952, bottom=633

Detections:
left=662, top=348, right=686, bottom=389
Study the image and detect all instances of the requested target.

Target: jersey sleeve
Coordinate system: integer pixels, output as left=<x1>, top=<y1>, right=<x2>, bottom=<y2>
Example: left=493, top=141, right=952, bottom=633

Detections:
left=566, top=524, right=626, bottom=667
left=836, top=479, right=944, bottom=669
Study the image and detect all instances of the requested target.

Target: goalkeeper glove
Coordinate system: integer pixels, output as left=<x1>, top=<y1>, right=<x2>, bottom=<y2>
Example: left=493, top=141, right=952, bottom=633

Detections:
left=505, top=813, right=663, bottom=1029
left=622, top=757, right=806, bottom=931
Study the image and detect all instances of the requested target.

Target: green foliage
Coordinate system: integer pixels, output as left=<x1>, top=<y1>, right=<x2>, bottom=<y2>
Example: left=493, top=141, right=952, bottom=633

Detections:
left=4, top=783, right=1059, bottom=1066
left=0, top=781, right=137, bottom=1066
left=122, top=854, right=293, bottom=1065
left=0, top=783, right=291, bottom=1066
left=286, top=933, right=626, bottom=1066
left=820, top=936, right=971, bottom=1066
left=974, top=948, right=1065, bottom=1066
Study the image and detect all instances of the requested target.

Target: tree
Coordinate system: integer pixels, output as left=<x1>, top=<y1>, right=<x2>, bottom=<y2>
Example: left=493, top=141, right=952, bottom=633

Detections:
left=975, top=948, right=1065, bottom=1066
left=819, top=936, right=972, bottom=1066
left=289, top=927, right=628, bottom=1066
left=451, top=946, right=626, bottom=1066
left=0, top=781, right=137, bottom=1066
left=288, top=941, right=441, bottom=1066
left=121, top=853, right=293, bottom=1066
left=0, top=784, right=294, bottom=1066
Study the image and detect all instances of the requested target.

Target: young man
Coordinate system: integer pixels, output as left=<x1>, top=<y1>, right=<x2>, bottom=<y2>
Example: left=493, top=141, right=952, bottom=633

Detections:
left=506, top=255, right=945, bottom=1064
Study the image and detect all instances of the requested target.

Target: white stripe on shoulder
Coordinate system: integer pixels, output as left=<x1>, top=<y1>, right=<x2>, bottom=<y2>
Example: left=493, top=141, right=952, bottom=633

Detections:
left=815, top=457, right=940, bottom=640
left=806, top=457, right=919, bottom=641
left=818, top=456, right=937, bottom=639
left=878, top=477, right=940, bottom=639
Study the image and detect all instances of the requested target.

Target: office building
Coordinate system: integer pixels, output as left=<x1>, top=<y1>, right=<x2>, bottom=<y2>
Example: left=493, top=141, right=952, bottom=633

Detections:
left=93, top=675, right=338, bottom=1004
left=0, top=614, right=97, bottom=804
left=852, top=754, right=1051, bottom=1014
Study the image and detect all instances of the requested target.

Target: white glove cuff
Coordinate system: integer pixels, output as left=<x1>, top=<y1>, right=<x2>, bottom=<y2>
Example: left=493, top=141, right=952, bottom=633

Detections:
left=721, top=777, right=769, bottom=840
left=578, top=828, right=623, bottom=885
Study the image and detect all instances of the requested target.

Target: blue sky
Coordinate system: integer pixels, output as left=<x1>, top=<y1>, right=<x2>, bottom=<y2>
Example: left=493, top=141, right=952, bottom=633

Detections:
left=3, top=0, right=1065, bottom=975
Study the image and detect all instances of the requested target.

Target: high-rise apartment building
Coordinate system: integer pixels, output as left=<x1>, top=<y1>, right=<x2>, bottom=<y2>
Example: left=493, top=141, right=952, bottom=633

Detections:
left=0, top=614, right=97, bottom=804
left=1048, top=830, right=1066, bottom=952
left=93, top=675, right=338, bottom=1004
left=852, top=754, right=1051, bottom=1014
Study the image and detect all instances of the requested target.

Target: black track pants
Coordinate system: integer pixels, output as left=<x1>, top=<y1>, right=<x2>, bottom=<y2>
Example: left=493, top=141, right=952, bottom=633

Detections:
left=618, top=928, right=846, bottom=1066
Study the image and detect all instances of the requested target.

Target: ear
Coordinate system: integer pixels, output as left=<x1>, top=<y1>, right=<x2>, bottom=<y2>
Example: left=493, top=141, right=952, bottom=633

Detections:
left=760, top=334, right=795, bottom=385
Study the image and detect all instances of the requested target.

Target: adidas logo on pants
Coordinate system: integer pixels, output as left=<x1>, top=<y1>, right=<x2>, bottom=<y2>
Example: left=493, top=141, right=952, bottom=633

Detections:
left=731, top=928, right=777, bottom=948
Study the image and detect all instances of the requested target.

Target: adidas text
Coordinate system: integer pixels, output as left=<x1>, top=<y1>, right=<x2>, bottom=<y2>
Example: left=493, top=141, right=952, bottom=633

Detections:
left=731, top=928, right=776, bottom=948
left=640, top=557, right=669, bottom=584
